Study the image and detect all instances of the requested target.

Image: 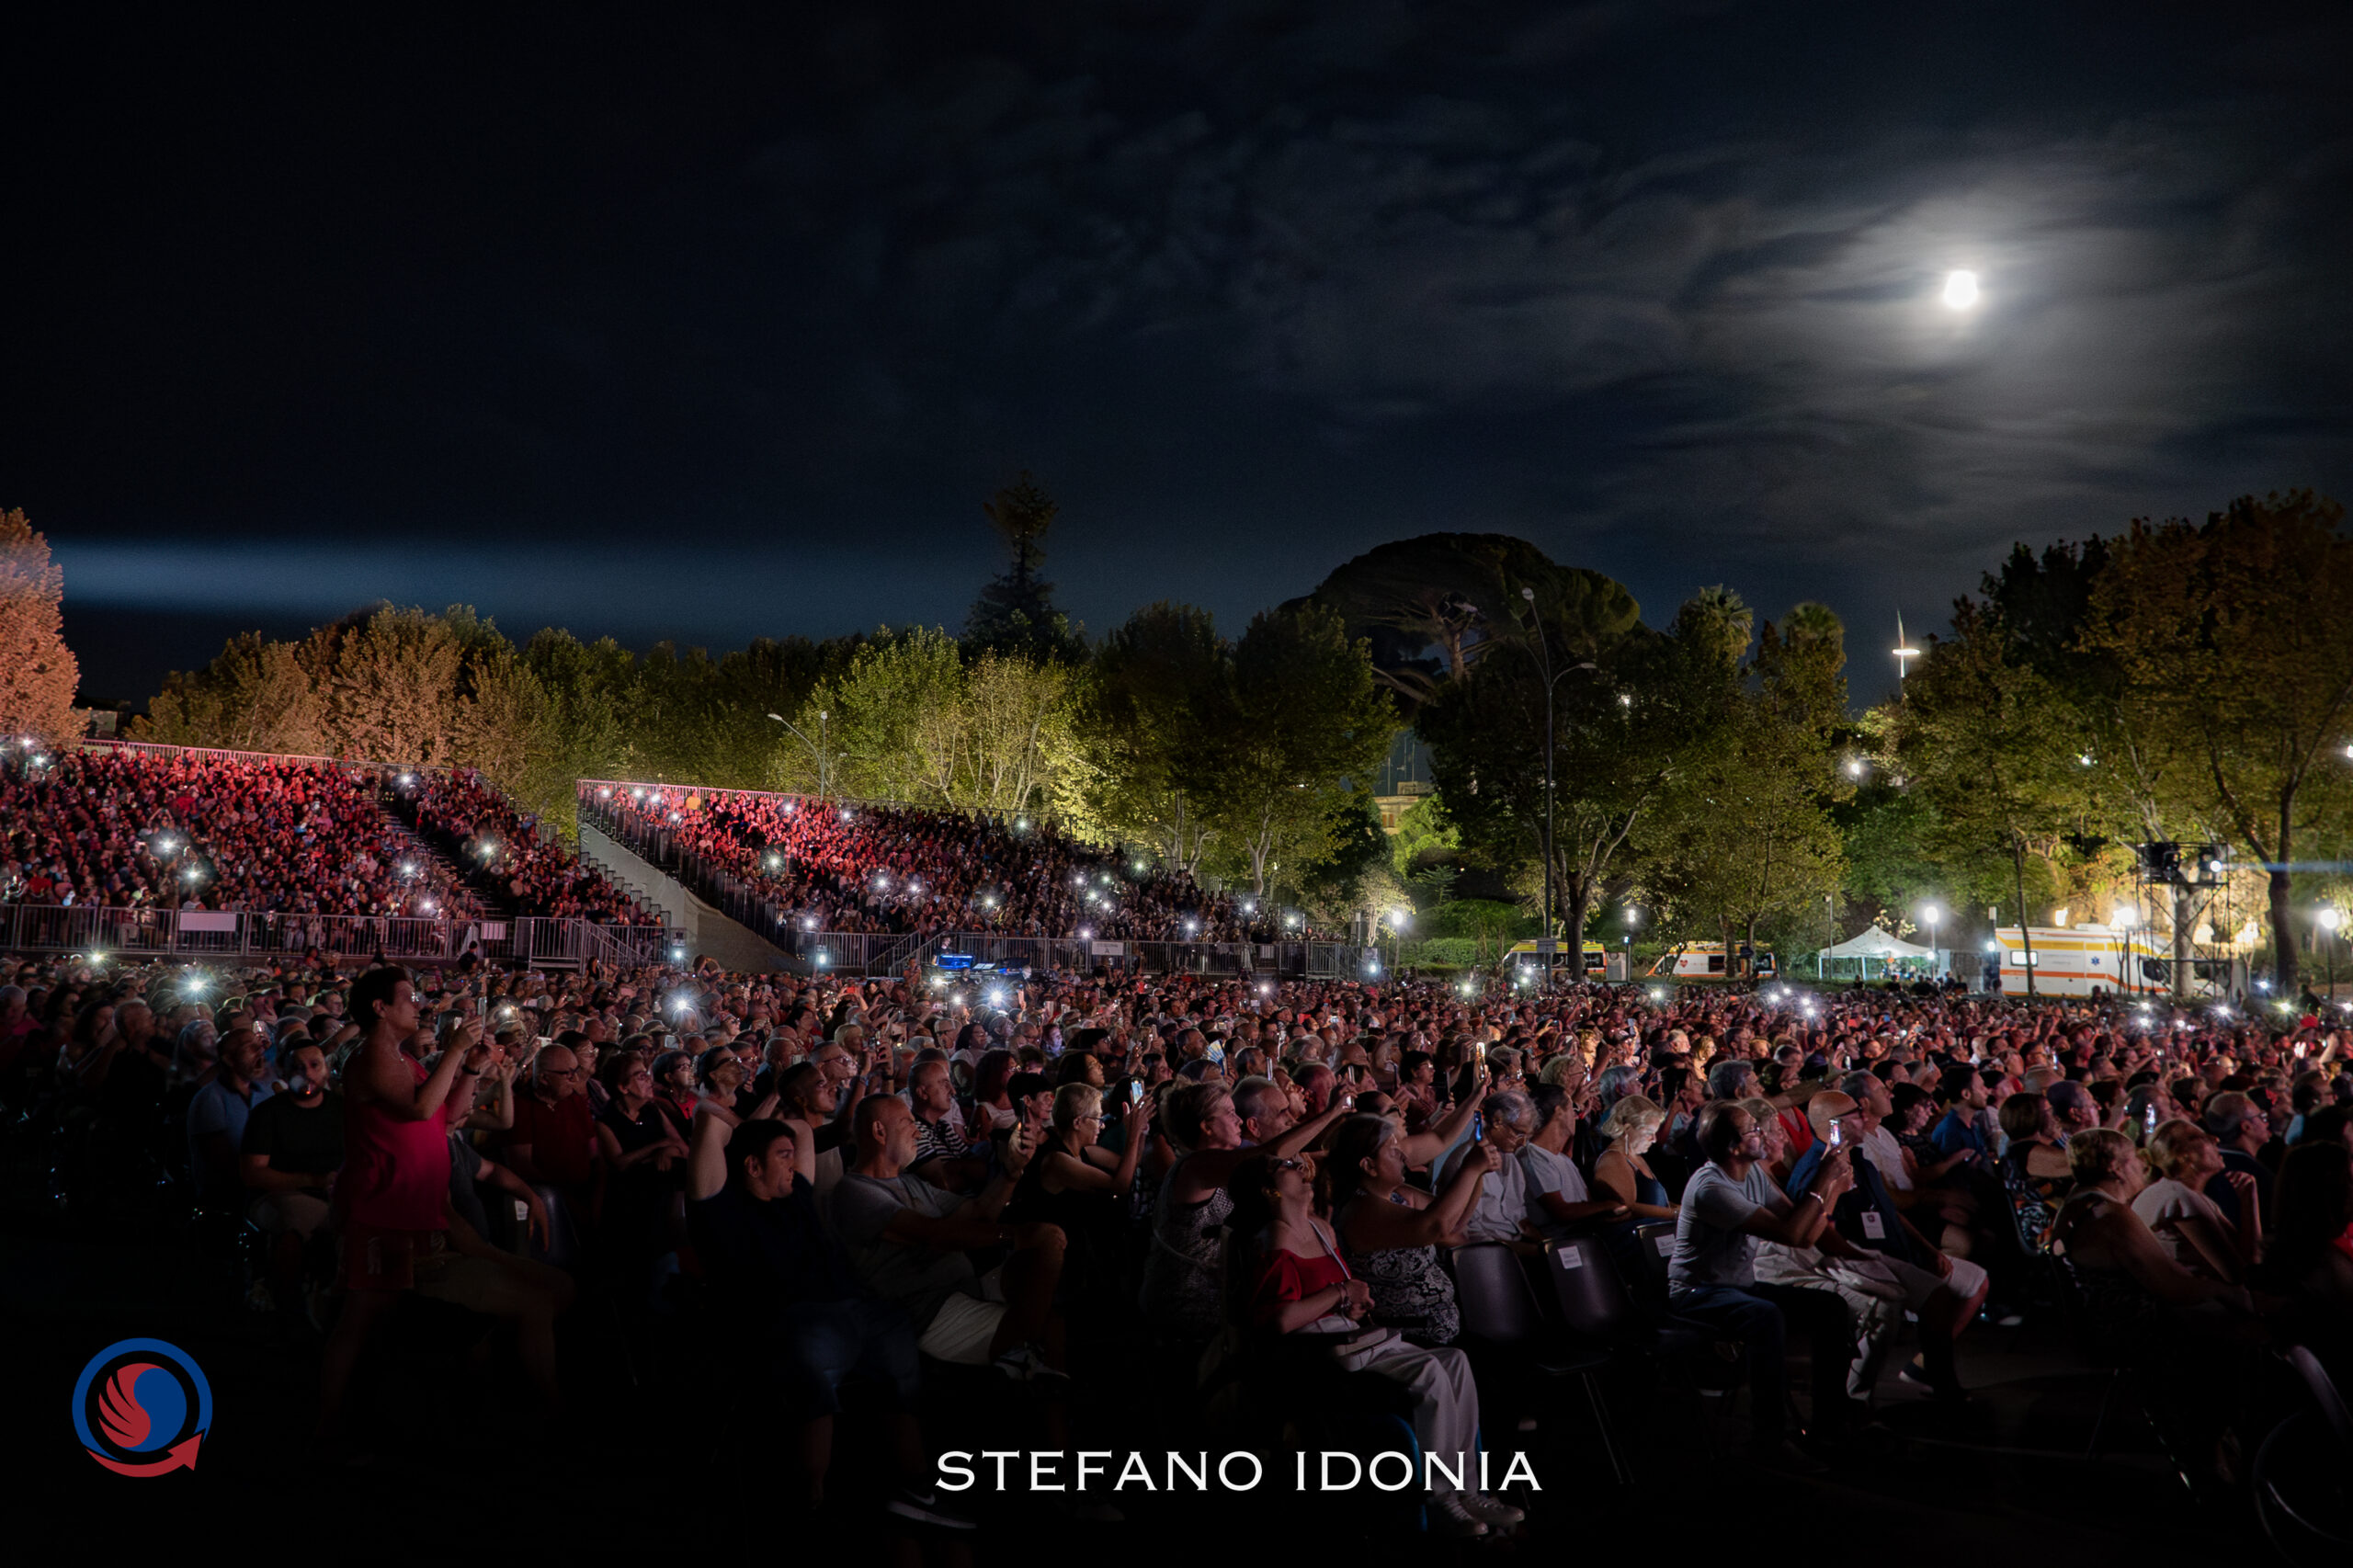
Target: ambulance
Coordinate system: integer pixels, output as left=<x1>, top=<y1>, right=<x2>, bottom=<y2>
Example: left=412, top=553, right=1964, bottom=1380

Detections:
left=1504, top=940, right=1612, bottom=980
left=1993, top=926, right=2230, bottom=998
left=1645, top=942, right=1778, bottom=981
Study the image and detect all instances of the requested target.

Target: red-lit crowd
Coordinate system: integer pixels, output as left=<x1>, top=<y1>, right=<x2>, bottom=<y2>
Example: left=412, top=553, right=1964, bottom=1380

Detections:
left=406, top=769, right=654, bottom=925
left=4, top=945, right=2347, bottom=1540
left=588, top=781, right=1315, bottom=942
left=0, top=748, right=482, bottom=919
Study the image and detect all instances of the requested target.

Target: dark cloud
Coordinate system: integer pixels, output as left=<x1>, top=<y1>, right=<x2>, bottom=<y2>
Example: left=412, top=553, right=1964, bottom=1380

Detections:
left=7, top=1, right=2351, bottom=703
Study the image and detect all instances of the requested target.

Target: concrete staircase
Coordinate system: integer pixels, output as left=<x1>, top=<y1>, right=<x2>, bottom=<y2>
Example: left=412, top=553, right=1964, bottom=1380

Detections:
left=575, top=817, right=795, bottom=972
left=372, top=801, right=515, bottom=920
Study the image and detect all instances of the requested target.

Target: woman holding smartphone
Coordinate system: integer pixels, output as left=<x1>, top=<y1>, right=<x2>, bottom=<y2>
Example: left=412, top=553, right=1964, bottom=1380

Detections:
left=1233, top=1152, right=1519, bottom=1539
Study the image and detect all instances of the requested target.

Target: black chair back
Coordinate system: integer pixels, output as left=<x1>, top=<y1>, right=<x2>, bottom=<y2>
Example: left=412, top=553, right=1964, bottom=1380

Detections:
left=1544, top=1235, right=1641, bottom=1339
left=1451, top=1241, right=1542, bottom=1346
left=1626, top=1221, right=1677, bottom=1308
left=2286, top=1346, right=2353, bottom=1452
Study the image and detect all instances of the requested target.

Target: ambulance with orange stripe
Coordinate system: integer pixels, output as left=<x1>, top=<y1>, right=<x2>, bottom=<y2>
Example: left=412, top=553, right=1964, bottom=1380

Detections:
left=1993, top=926, right=2229, bottom=998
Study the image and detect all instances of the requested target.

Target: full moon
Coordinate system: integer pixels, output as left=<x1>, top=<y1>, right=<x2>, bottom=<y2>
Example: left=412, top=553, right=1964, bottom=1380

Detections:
left=1941, top=269, right=1981, bottom=310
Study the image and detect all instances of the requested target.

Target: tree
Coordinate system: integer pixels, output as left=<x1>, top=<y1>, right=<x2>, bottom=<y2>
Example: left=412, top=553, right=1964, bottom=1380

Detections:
left=301, top=605, right=468, bottom=766
left=1296, top=790, right=1397, bottom=931
left=0, top=508, right=81, bottom=747
left=962, top=652, right=1080, bottom=822
left=2084, top=493, right=2353, bottom=992
left=800, top=628, right=969, bottom=806
left=1296, top=533, right=1621, bottom=715
left=1896, top=600, right=2093, bottom=994
left=140, top=632, right=324, bottom=755
left=1212, top=603, right=1398, bottom=896
left=1419, top=574, right=1713, bottom=953
left=1644, top=605, right=1850, bottom=967
left=965, top=473, right=1086, bottom=664
left=1984, top=539, right=2217, bottom=994
left=1073, top=602, right=1233, bottom=874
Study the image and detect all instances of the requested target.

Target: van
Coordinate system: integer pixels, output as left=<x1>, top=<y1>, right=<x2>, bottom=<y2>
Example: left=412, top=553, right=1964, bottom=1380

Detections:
left=1644, top=942, right=1777, bottom=980
left=1504, top=939, right=1609, bottom=977
left=1992, top=926, right=2228, bottom=997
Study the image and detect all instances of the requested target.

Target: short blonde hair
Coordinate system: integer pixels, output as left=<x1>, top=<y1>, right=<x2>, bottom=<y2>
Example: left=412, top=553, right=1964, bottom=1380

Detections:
left=1051, top=1083, right=1102, bottom=1132
left=2145, top=1118, right=2213, bottom=1181
left=1598, top=1093, right=1666, bottom=1142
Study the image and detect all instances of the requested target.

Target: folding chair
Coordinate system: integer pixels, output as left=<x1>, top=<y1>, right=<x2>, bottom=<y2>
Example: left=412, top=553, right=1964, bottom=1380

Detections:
left=1451, top=1241, right=1631, bottom=1484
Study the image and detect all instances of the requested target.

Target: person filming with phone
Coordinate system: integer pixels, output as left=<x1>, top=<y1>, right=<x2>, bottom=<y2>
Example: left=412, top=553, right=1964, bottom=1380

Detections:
left=1665, top=1099, right=1858, bottom=1468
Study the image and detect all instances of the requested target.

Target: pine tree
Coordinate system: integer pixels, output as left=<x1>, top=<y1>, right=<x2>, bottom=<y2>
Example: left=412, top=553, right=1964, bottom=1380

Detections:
left=0, top=507, right=83, bottom=746
left=964, top=472, right=1086, bottom=663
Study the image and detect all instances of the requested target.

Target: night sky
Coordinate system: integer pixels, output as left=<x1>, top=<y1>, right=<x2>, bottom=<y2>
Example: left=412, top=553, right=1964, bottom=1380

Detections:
left=7, top=2, right=2350, bottom=705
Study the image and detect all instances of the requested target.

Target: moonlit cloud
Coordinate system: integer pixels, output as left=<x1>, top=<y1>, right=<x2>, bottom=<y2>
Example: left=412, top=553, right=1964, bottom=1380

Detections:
left=8, top=1, right=2350, bottom=701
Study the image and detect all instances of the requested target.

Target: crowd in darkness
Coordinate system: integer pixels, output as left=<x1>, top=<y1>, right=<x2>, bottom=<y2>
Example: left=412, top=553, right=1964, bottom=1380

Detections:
left=0, top=749, right=483, bottom=919
left=0, top=748, right=658, bottom=928
left=5, top=931, right=2349, bottom=1543
left=590, top=781, right=1321, bottom=942
left=407, top=769, right=654, bottom=925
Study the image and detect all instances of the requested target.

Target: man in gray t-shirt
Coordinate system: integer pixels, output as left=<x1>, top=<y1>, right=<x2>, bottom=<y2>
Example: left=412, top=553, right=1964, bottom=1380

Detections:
left=827, top=1095, right=1068, bottom=1375
left=1669, top=1160, right=1787, bottom=1289
left=830, top=1170, right=983, bottom=1332
left=1665, top=1101, right=1855, bottom=1459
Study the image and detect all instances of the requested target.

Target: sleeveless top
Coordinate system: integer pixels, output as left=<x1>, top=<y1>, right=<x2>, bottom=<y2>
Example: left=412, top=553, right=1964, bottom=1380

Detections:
left=1343, top=1188, right=1460, bottom=1346
left=1141, top=1153, right=1234, bottom=1338
left=339, top=1050, right=449, bottom=1231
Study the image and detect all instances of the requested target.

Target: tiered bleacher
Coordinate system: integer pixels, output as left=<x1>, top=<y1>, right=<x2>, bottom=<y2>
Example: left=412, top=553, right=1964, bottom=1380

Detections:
left=1, top=746, right=480, bottom=918
left=583, top=779, right=1307, bottom=942
left=404, top=768, right=654, bottom=925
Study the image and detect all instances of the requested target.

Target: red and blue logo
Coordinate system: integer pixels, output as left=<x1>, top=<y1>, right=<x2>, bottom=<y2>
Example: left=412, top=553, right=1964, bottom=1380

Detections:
left=71, top=1337, right=211, bottom=1476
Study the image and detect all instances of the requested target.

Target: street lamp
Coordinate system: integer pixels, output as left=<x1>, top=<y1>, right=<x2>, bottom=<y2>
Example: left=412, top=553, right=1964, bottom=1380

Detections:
left=1509, top=588, right=1596, bottom=988
left=766, top=710, right=837, bottom=801
left=1920, top=904, right=1940, bottom=983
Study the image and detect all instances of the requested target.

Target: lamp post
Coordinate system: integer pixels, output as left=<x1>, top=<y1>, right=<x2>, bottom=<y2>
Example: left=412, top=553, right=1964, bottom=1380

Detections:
left=1920, top=904, right=1940, bottom=983
left=2320, top=906, right=2340, bottom=1002
left=767, top=710, right=836, bottom=801
left=1519, top=587, right=1557, bottom=988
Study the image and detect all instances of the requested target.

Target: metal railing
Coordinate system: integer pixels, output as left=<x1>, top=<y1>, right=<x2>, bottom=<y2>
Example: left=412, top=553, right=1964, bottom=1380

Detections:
left=76, top=737, right=449, bottom=776
left=0, top=904, right=676, bottom=969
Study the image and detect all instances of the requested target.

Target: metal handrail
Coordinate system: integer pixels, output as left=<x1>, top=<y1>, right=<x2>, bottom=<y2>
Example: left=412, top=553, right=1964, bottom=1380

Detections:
left=0, top=903, right=672, bottom=969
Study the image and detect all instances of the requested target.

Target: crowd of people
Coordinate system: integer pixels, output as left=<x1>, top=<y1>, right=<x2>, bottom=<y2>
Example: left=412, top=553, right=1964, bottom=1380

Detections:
left=586, top=780, right=1324, bottom=942
left=404, top=769, right=654, bottom=924
left=0, top=747, right=483, bottom=921
left=5, top=942, right=2349, bottom=1542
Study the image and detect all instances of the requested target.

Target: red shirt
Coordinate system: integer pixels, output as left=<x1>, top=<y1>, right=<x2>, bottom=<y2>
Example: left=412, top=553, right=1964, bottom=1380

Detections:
left=1251, top=1247, right=1349, bottom=1329
left=339, top=1051, right=449, bottom=1231
left=507, top=1091, right=597, bottom=1186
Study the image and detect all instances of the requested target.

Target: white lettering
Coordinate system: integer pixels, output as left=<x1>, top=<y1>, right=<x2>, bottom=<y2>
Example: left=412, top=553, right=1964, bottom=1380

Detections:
left=1166, top=1451, right=1210, bottom=1490
left=937, top=1451, right=974, bottom=1492
left=1499, top=1451, right=1541, bottom=1491
left=1366, top=1450, right=1414, bottom=1492
left=1295, top=1450, right=1307, bottom=1490
left=1075, top=1451, right=1112, bottom=1490
left=1115, top=1452, right=1156, bottom=1491
left=982, top=1449, right=1019, bottom=1489
left=1479, top=1449, right=1490, bottom=1491
left=1029, top=1451, right=1065, bottom=1491
left=1218, top=1451, right=1263, bottom=1492
left=1424, top=1449, right=1466, bottom=1492
left=1319, top=1450, right=1362, bottom=1491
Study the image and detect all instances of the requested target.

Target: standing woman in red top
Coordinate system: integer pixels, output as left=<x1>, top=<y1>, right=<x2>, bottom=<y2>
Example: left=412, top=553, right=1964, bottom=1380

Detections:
left=314, top=965, right=488, bottom=1449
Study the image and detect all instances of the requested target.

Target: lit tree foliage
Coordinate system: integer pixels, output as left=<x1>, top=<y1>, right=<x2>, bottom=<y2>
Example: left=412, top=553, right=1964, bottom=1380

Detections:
left=0, top=507, right=82, bottom=747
